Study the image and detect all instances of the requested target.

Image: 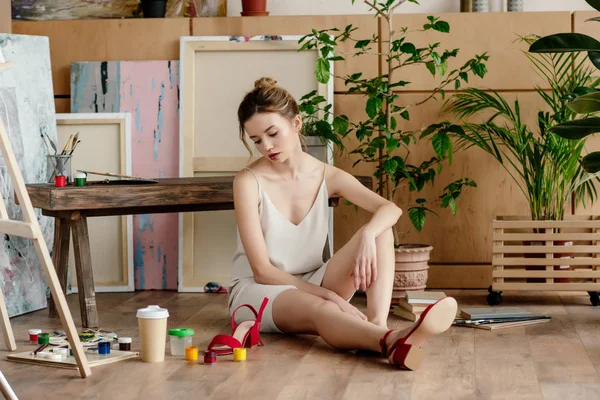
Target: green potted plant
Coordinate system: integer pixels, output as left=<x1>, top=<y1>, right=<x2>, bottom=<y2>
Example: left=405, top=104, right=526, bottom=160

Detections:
left=299, top=0, right=488, bottom=302
left=442, top=35, right=600, bottom=302
left=298, top=89, right=349, bottom=162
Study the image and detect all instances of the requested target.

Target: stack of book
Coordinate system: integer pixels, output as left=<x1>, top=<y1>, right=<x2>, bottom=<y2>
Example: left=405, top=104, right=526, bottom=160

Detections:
left=392, top=290, right=447, bottom=322
left=453, top=307, right=551, bottom=330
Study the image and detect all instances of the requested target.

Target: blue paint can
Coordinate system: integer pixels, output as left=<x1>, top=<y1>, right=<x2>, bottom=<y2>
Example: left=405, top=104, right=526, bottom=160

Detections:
left=98, top=341, right=110, bottom=355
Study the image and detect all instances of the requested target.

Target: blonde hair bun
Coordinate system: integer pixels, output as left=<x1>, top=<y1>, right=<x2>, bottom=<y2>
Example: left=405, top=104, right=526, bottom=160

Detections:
left=254, top=77, right=277, bottom=90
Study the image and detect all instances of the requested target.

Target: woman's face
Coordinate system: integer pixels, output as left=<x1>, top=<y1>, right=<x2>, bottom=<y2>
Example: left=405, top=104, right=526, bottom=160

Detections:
left=244, top=112, right=301, bottom=163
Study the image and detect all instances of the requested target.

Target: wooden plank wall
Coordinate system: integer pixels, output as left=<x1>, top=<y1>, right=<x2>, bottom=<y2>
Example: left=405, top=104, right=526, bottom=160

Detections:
left=12, top=12, right=578, bottom=288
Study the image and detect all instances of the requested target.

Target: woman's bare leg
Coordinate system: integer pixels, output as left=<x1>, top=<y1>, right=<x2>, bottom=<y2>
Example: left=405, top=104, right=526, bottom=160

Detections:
left=321, top=226, right=395, bottom=328
left=272, top=289, right=392, bottom=352
left=272, top=290, right=458, bottom=366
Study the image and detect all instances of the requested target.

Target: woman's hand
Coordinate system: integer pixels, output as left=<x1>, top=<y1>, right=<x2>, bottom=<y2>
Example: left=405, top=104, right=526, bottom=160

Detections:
left=327, top=292, right=367, bottom=321
left=354, top=227, right=378, bottom=291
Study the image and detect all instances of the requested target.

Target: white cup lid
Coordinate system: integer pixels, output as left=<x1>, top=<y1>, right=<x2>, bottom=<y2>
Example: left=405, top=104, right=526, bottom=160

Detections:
left=118, top=337, right=132, bottom=343
left=29, top=329, right=42, bottom=334
left=136, top=305, right=169, bottom=319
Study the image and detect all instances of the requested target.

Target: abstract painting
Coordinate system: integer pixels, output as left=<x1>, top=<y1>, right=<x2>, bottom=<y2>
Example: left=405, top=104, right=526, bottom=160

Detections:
left=71, top=61, right=179, bottom=290
left=12, top=0, right=226, bottom=20
left=0, top=34, right=56, bottom=316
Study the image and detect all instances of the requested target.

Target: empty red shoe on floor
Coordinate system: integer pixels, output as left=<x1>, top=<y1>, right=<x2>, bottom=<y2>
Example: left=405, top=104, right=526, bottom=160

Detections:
left=205, top=297, right=269, bottom=356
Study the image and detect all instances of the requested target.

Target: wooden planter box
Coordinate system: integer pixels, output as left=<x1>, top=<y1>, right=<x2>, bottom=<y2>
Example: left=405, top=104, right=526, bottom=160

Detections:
left=489, top=216, right=600, bottom=306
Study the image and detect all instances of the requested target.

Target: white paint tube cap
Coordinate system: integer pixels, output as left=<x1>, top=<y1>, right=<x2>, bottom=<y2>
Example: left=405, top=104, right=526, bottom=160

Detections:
left=118, top=337, right=132, bottom=344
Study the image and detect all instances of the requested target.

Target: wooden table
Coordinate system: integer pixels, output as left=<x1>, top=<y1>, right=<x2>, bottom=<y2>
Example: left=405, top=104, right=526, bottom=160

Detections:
left=26, top=176, right=372, bottom=328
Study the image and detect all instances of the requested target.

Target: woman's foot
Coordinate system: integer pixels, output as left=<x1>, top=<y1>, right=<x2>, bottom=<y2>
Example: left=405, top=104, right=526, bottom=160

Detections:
left=381, top=297, right=458, bottom=370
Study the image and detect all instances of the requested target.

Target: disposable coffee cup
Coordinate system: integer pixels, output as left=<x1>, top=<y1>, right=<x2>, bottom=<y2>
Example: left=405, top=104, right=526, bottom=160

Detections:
left=136, top=305, right=169, bottom=362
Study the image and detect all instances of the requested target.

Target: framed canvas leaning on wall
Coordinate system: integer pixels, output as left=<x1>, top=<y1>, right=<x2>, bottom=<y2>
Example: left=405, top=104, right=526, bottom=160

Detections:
left=178, top=35, right=334, bottom=292
left=56, top=113, right=134, bottom=292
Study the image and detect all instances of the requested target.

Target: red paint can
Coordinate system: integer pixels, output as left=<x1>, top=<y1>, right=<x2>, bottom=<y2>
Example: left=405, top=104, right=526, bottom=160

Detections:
left=29, top=329, right=42, bottom=343
left=55, top=175, right=66, bottom=187
left=204, top=351, right=217, bottom=364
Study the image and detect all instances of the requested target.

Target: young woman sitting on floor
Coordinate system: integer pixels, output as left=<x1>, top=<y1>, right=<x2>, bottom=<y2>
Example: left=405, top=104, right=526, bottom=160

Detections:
left=208, top=77, right=457, bottom=370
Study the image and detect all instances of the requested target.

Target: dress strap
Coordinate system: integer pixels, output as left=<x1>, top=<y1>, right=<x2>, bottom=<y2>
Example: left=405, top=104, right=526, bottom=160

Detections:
left=243, top=167, right=262, bottom=199
left=243, top=167, right=260, bottom=186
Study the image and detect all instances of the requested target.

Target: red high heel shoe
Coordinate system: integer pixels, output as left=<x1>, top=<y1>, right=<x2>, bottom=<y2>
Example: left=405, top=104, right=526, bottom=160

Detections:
left=206, top=297, right=269, bottom=356
left=380, top=296, right=458, bottom=370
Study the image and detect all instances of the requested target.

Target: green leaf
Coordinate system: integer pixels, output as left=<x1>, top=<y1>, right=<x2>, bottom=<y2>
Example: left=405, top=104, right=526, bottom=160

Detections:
left=400, top=42, right=416, bottom=55
left=589, top=51, right=600, bottom=70
left=432, top=132, right=450, bottom=158
left=433, top=21, right=450, bottom=33
left=391, top=117, right=397, bottom=131
left=315, top=58, right=330, bottom=84
left=366, top=97, right=382, bottom=118
left=387, top=137, right=399, bottom=153
left=567, top=92, right=600, bottom=114
left=328, top=56, right=345, bottom=62
left=400, top=110, right=410, bottom=120
left=459, top=71, right=468, bottom=83
left=448, top=197, right=457, bottom=215
left=426, top=61, right=436, bottom=77
left=586, top=16, right=600, bottom=22
left=332, top=115, right=349, bottom=135
left=581, top=151, right=600, bottom=173
left=355, top=39, right=372, bottom=49
left=549, top=118, right=600, bottom=139
left=415, top=198, right=427, bottom=204
left=586, top=0, right=600, bottom=12
left=472, top=63, right=487, bottom=78
left=383, top=158, right=399, bottom=175
left=529, top=33, right=600, bottom=53
left=455, top=79, right=461, bottom=90
left=408, top=207, right=427, bottom=232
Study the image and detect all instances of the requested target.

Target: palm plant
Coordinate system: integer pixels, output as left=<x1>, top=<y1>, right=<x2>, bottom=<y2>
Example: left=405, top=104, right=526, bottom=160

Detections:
left=443, top=35, right=600, bottom=221
left=528, top=0, right=600, bottom=174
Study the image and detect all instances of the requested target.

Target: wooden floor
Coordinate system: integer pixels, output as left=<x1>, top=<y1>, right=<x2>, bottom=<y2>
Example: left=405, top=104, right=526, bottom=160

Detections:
left=1, top=290, right=600, bottom=399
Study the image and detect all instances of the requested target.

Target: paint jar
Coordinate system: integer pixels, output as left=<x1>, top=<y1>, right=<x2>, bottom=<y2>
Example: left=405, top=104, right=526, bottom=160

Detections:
left=118, top=337, right=132, bottom=351
left=185, top=346, right=198, bottom=361
left=204, top=351, right=217, bottom=364
left=38, top=332, right=49, bottom=345
left=55, top=175, right=66, bottom=187
left=136, top=305, right=169, bottom=363
left=98, top=341, right=110, bottom=355
left=233, top=348, right=246, bottom=362
left=29, top=329, right=42, bottom=343
left=74, top=171, right=87, bottom=187
left=47, top=154, right=72, bottom=185
left=168, top=328, right=195, bottom=356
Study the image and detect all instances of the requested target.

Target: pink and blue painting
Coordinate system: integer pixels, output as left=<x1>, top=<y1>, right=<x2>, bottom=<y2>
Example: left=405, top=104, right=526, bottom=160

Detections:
left=0, top=34, right=57, bottom=316
left=71, top=61, right=179, bottom=290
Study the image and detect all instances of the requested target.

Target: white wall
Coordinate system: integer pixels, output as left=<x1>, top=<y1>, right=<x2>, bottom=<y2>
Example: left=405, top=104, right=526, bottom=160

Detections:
left=228, top=0, right=595, bottom=17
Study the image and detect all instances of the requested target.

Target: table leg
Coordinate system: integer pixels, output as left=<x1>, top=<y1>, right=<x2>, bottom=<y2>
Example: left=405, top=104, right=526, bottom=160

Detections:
left=71, top=214, right=99, bottom=328
left=49, top=218, right=71, bottom=319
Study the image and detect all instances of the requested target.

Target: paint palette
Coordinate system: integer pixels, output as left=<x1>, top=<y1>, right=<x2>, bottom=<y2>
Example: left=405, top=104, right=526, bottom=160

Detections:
left=7, top=349, right=139, bottom=370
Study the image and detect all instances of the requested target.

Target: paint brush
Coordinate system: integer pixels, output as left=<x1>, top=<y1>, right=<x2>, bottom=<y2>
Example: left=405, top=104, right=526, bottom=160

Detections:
left=43, top=131, right=58, bottom=155
left=40, top=134, right=52, bottom=155
left=32, top=343, right=48, bottom=355
left=68, top=140, right=81, bottom=156
left=61, top=134, right=73, bottom=155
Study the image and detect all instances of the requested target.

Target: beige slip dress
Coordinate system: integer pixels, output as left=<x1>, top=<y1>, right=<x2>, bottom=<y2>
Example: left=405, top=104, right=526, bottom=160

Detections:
left=228, top=163, right=331, bottom=333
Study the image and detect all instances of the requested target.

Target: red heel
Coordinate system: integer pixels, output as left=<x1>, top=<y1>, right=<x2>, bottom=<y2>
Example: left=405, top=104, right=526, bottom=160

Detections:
left=380, top=296, right=457, bottom=370
left=205, top=297, right=269, bottom=356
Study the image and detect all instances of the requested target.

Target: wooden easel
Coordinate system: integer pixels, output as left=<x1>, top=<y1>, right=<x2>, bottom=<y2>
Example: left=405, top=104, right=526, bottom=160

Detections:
left=0, top=100, right=91, bottom=377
